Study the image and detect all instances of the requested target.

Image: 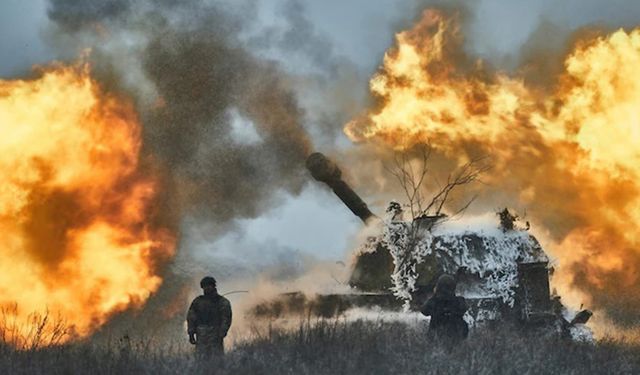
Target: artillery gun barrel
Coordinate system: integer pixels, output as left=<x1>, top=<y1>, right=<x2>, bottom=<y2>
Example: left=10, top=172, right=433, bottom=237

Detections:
left=306, top=152, right=376, bottom=223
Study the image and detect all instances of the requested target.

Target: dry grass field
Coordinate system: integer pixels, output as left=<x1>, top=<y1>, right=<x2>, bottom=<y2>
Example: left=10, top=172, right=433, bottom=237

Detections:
left=2, top=318, right=639, bottom=374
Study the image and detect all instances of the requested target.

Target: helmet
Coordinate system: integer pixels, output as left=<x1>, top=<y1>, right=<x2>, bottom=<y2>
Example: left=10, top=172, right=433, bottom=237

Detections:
left=200, top=276, right=217, bottom=288
left=435, top=274, right=456, bottom=296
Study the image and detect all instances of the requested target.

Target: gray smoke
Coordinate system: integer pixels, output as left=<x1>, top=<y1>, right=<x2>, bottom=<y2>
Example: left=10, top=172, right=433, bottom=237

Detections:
left=48, top=0, right=131, bottom=30
left=247, top=0, right=339, bottom=76
left=47, top=0, right=313, bottom=227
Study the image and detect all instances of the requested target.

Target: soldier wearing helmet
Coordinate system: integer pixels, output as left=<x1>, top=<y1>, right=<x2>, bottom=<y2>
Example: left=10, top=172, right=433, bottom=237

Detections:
left=420, top=274, right=468, bottom=342
left=186, top=276, right=232, bottom=358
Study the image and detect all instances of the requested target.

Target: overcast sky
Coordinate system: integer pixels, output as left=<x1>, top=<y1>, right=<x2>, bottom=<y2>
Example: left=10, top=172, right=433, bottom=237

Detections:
left=3, top=0, right=640, bottom=266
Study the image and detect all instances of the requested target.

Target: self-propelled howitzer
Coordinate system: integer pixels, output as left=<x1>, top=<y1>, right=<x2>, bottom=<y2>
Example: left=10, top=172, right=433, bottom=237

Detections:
left=304, top=152, right=592, bottom=338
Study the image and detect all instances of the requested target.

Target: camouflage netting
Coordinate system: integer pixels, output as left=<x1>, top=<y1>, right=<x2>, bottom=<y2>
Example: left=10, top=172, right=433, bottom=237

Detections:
left=354, top=210, right=548, bottom=308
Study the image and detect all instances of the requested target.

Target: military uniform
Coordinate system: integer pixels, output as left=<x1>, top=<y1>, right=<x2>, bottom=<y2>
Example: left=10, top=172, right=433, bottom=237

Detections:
left=421, top=274, right=468, bottom=342
left=187, top=289, right=232, bottom=358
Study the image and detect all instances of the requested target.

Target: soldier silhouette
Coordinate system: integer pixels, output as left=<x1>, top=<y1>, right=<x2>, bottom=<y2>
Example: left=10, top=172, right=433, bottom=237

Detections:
left=187, top=276, right=232, bottom=359
left=421, top=274, right=469, bottom=342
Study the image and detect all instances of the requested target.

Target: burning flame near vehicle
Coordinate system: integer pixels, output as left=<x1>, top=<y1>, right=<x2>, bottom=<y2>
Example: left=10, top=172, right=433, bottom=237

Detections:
left=0, top=63, right=175, bottom=343
left=346, top=9, right=640, bottom=328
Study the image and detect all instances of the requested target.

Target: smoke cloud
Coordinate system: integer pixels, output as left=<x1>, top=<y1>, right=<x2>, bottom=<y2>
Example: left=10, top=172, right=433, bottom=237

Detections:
left=49, top=0, right=312, bottom=225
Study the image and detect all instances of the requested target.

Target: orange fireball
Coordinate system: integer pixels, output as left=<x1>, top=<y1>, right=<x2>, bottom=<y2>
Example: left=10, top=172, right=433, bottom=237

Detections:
left=0, top=63, right=175, bottom=344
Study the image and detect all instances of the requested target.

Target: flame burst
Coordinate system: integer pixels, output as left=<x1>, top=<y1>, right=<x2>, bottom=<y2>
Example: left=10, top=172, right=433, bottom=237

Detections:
left=347, top=9, right=640, bottom=327
left=0, top=63, right=175, bottom=342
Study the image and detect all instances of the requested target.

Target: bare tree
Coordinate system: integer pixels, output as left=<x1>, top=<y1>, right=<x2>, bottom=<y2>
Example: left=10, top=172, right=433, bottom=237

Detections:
left=385, top=144, right=490, bottom=222
left=383, top=145, right=490, bottom=308
left=385, top=147, right=431, bottom=220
